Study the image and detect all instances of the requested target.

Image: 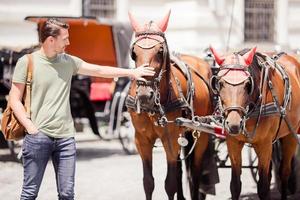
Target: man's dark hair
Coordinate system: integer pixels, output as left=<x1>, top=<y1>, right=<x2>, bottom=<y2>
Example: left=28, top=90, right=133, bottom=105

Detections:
left=39, top=18, right=69, bottom=43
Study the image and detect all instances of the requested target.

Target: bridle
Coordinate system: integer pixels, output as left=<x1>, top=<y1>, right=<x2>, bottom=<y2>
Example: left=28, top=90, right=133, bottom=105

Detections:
left=129, top=27, right=170, bottom=117
left=210, top=53, right=255, bottom=135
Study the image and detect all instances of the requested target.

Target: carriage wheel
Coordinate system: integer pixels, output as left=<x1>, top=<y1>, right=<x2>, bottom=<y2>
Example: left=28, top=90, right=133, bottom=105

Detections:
left=214, top=138, right=229, bottom=167
left=248, top=147, right=259, bottom=184
left=97, top=120, right=114, bottom=141
left=118, top=111, right=137, bottom=155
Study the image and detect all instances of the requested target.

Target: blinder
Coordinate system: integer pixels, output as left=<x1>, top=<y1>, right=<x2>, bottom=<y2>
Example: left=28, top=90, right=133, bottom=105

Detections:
left=246, top=76, right=254, bottom=95
left=130, top=46, right=136, bottom=61
left=210, top=75, right=220, bottom=94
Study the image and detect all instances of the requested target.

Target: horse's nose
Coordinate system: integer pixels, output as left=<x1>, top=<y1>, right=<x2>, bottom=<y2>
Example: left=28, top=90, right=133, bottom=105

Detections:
left=137, top=90, right=155, bottom=105
left=225, top=120, right=242, bottom=135
left=138, top=94, right=149, bottom=103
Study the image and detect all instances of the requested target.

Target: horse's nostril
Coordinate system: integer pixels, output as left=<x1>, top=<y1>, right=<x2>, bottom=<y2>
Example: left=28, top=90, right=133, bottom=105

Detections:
left=229, top=124, right=241, bottom=134
left=149, top=91, right=154, bottom=99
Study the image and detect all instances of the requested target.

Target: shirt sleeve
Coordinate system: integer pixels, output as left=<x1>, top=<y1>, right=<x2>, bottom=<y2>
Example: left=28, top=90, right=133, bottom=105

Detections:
left=69, top=55, right=83, bottom=75
left=12, top=55, right=28, bottom=84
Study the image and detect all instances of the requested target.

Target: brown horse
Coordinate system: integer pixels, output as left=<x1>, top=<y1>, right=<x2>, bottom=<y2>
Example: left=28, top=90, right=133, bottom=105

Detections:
left=126, top=11, right=213, bottom=200
left=210, top=47, right=300, bottom=200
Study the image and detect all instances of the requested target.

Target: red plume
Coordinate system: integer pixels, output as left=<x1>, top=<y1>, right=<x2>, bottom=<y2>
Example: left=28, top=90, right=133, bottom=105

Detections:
left=157, top=10, right=171, bottom=32
left=210, top=46, right=225, bottom=66
left=128, top=12, right=141, bottom=32
left=243, top=47, right=257, bottom=66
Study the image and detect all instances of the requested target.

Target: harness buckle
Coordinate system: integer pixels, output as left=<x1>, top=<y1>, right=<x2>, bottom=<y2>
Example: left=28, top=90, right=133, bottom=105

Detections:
left=280, top=106, right=286, bottom=116
left=157, top=116, right=168, bottom=127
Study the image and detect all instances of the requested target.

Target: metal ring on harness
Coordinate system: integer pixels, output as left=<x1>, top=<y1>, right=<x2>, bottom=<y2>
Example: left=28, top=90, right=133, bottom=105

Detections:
left=192, top=130, right=201, bottom=139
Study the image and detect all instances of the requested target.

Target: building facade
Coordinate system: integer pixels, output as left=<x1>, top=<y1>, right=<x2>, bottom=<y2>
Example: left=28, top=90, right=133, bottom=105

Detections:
left=0, top=0, right=299, bottom=53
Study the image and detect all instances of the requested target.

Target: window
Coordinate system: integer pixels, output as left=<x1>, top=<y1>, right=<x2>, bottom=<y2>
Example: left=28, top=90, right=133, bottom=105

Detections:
left=244, top=0, right=275, bottom=42
left=83, top=0, right=116, bottom=19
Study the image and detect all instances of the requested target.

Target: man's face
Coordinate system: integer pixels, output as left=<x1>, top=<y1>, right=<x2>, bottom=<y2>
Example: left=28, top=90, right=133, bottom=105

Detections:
left=52, top=28, right=70, bottom=54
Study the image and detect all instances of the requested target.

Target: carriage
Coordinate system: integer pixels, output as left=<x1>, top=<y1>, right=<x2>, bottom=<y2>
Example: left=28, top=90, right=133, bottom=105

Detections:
left=0, top=16, right=137, bottom=158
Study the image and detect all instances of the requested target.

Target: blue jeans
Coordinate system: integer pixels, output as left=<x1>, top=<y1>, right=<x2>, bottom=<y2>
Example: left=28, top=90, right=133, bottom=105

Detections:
left=20, top=132, right=76, bottom=200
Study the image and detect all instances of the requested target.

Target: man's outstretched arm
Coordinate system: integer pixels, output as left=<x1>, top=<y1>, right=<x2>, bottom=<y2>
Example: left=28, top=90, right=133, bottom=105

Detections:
left=77, top=61, right=155, bottom=79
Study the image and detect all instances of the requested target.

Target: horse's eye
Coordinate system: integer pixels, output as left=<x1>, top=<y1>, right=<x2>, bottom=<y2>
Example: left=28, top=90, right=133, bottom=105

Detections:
left=158, top=47, right=164, bottom=54
left=156, top=47, right=164, bottom=61
left=245, top=79, right=254, bottom=95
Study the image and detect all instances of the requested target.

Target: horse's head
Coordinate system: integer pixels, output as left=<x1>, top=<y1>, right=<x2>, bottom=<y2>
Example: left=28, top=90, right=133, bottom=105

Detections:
left=128, top=11, right=171, bottom=107
left=210, top=47, right=257, bottom=135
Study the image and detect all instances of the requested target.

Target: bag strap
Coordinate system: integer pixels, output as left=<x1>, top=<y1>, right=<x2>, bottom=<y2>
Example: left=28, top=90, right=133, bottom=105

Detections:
left=24, top=54, right=33, bottom=119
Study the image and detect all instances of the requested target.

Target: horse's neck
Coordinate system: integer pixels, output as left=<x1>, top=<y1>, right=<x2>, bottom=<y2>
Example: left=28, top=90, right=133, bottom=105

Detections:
left=254, top=55, right=285, bottom=104
left=164, top=64, right=187, bottom=102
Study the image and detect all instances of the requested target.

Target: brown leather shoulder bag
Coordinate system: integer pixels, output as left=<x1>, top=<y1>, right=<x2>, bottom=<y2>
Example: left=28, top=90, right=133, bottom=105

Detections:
left=1, top=54, right=33, bottom=141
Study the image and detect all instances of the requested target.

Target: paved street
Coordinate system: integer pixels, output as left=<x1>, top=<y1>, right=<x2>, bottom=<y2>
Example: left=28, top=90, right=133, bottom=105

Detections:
left=0, top=130, right=299, bottom=200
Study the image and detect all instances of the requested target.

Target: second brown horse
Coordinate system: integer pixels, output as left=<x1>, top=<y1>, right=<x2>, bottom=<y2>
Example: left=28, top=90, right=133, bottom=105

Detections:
left=210, top=47, right=300, bottom=200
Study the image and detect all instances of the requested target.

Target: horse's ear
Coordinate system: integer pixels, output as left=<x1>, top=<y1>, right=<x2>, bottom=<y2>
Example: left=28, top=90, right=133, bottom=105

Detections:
left=210, top=46, right=225, bottom=66
left=157, top=10, right=171, bottom=32
left=243, top=47, right=257, bottom=66
left=128, top=11, right=141, bottom=32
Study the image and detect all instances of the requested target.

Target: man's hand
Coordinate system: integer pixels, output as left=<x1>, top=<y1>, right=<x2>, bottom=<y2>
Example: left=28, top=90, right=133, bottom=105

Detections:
left=27, top=125, right=39, bottom=135
left=131, top=64, right=155, bottom=79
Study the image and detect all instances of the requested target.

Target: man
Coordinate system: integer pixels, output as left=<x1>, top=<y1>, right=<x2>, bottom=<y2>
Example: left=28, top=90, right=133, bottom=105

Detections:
left=9, top=18, right=154, bottom=200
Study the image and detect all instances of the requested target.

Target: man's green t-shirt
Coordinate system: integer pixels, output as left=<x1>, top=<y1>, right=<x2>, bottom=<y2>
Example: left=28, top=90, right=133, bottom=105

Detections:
left=12, top=50, right=83, bottom=138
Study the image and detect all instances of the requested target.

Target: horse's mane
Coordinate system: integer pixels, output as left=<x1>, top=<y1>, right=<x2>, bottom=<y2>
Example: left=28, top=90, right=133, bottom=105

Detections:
left=164, top=40, right=171, bottom=87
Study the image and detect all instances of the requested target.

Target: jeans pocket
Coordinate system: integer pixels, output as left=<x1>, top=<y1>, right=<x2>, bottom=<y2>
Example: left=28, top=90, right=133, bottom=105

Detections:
left=23, top=132, right=51, bottom=159
left=24, top=131, right=46, bottom=148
